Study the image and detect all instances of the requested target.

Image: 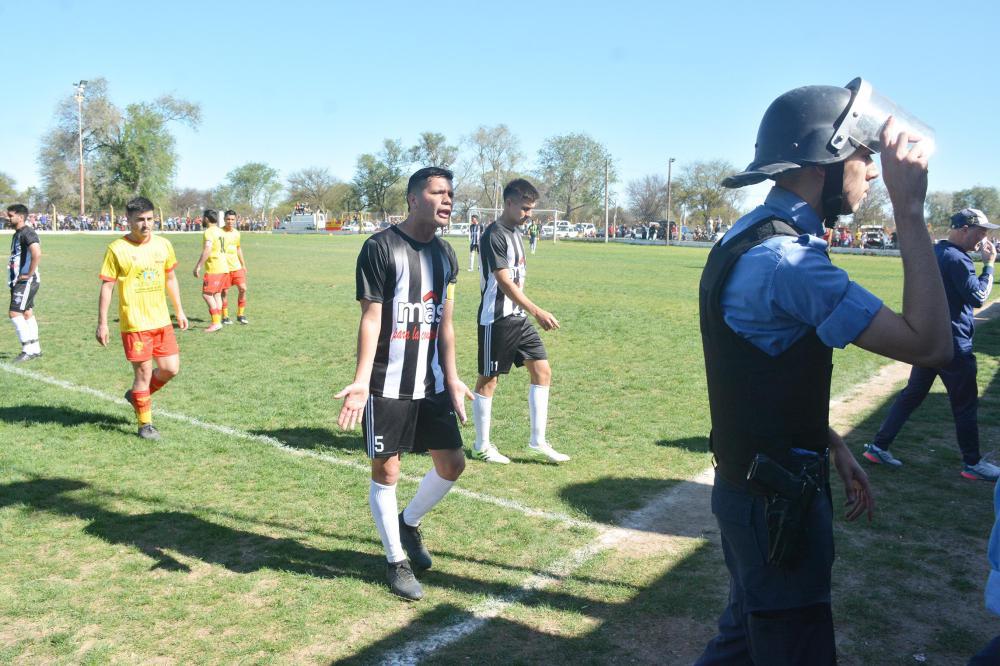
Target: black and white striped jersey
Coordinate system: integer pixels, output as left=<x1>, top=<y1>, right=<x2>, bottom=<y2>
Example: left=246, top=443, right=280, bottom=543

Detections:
left=356, top=225, right=458, bottom=400
left=478, top=222, right=526, bottom=325
left=8, top=226, right=40, bottom=288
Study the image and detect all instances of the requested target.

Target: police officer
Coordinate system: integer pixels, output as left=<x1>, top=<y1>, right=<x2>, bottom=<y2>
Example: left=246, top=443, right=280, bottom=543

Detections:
left=863, top=208, right=999, bottom=480
left=697, top=78, right=953, bottom=664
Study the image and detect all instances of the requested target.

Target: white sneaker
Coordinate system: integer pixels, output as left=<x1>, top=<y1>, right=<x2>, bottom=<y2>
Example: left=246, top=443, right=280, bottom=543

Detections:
left=472, top=444, right=510, bottom=464
left=528, top=442, right=570, bottom=462
left=963, top=459, right=1000, bottom=481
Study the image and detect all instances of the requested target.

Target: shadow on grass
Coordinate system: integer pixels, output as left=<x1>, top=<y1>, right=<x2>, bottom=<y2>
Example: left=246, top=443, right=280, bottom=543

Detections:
left=0, top=405, right=130, bottom=433
left=559, top=476, right=678, bottom=525
left=250, top=426, right=362, bottom=456
left=655, top=436, right=710, bottom=453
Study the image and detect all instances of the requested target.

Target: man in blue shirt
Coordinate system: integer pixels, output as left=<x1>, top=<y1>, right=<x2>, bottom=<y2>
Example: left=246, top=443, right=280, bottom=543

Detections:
left=862, top=208, right=998, bottom=480
left=698, top=79, right=952, bottom=665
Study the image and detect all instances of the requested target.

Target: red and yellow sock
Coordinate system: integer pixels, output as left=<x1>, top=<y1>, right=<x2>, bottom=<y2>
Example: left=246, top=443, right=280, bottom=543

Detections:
left=132, top=389, right=152, bottom=425
left=237, top=298, right=246, bottom=317
left=210, top=309, right=222, bottom=326
left=149, top=373, right=167, bottom=395
left=222, top=302, right=229, bottom=318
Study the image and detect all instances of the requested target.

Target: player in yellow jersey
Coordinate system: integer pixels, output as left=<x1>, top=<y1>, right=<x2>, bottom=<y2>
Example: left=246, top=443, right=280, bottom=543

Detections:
left=220, top=210, right=249, bottom=325
left=192, top=209, right=227, bottom=332
left=96, top=197, right=188, bottom=440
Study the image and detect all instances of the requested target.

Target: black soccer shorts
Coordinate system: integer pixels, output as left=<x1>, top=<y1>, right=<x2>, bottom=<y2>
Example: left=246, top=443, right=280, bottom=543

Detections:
left=362, top=390, right=463, bottom=459
left=478, top=315, right=547, bottom=377
left=9, top=279, right=39, bottom=313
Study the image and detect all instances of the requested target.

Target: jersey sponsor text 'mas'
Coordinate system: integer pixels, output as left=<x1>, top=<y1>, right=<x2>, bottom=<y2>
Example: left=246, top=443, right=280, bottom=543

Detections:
left=356, top=226, right=458, bottom=400
left=478, top=222, right=526, bottom=324
left=100, top=235, right=178, bottom=332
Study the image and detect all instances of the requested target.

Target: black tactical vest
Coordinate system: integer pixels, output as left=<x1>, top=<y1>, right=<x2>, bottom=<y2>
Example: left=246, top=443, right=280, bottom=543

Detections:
left=699, top=217, right=832, bottom=485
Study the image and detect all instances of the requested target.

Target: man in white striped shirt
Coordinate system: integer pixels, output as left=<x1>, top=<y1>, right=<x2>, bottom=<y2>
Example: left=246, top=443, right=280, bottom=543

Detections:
left=336, top=167, right=474, bottom=601
left=472, top=179, right=570, bottom=464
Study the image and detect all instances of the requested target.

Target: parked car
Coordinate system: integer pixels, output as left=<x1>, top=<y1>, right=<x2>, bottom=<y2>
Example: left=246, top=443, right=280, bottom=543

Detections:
left=342, top=222, right=359, bottom=233
left=554, top=221, right=576, bottom=238
left=575, top=223, right=597, bottom=238
left=541, top=224, right=554, bottom=238
left=447, top=223, right=470, bottom=237
left=360, top=221, right=376, bottom=233
left=860, top=225, right=887, bottom=249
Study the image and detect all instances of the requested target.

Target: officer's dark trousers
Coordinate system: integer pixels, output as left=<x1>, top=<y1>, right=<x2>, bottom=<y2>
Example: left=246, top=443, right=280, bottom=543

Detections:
left=969, top=635, right=1000, bottom=665
left=873, top=352, right=981, bottom=466
left=696, top=474, right=836, bottom=665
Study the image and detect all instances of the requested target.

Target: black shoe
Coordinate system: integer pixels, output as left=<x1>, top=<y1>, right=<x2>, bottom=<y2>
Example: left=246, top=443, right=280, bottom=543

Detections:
left=398, top=513, right=432, bottom=571
left=237, top=316, right=249, bottom=325
left=221, top=317, right=233, bottom=325
left=137, top=424, right=161, bottom=440
left=386, top=560, right=423, bottom=601
left=12, top=351, right=37, bottom=363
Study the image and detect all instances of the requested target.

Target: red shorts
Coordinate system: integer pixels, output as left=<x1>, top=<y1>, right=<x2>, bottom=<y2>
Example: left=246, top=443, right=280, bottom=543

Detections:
left=202, top=272, right=228, bottom=294
left=228, top=268, right=247, bottom=287
left=121, top=325, right=179, bottom=362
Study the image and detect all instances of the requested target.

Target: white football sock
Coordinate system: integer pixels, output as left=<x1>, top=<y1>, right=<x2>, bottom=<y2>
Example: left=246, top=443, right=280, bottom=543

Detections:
left=470, top=253, right=475, bottom=270
left=403, top=468, right=455, bottom=527
left=529, top=384, right=549, bottom=446
left=473, top=393, right=492, bottom=450
left=25, top=317, right=40, bottom=353
left=10, top=315, right=30, bottom=349
left=369, top=480, right=405, bottom=563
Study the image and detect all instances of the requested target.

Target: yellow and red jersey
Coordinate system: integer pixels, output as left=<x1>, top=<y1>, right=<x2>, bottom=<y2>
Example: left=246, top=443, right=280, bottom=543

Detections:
left=222, top=227, right=243, bottom=271
left=99, top=235, right=178, bottom=333
left=203, top=225, right=227, bottom=274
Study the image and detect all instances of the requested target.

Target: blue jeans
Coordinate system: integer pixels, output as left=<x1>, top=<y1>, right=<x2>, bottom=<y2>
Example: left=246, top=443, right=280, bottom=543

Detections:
left=697, top=472, right=836, bottom=665
left=873, top=352, right=980, bottom=466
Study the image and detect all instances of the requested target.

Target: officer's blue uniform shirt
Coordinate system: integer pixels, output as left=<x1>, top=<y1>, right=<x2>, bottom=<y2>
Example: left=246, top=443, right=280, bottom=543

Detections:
left=720, top=186, right=883, bottom=356
left=936, top=240, right=994, bottom=354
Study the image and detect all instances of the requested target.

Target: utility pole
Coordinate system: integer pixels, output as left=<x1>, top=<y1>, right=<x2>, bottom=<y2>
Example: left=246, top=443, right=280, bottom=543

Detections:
left=604, top=159, right=609, bottom=244
left=666, top=157, right=676, bottom=245
left=73, top=80, right=88, bottom=219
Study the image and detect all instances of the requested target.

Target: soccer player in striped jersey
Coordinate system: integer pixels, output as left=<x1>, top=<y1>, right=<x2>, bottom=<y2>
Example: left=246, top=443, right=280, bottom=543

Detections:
left=472, top=179, right=570, bottom=464
left=192, top=209, right=227, bottom=332
left=468, top=214, right=482, bottom=272
left=6, top=204, right=42, bottom=362
left=96, top=197, right=188, bottom=440
left=336, top=166, right=473, bottom=601
left=220, top=210, right=249, bottom=325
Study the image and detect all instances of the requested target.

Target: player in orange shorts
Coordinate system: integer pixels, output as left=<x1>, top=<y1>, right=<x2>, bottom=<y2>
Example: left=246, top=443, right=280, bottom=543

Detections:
left=220, top=209, right=249, bottom=325
left=96, top=197, right=188, bottom=440
left=193, top=209, right=227, bottom=332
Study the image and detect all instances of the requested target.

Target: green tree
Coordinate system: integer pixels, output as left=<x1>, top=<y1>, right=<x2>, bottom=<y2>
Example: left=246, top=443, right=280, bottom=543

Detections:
left=91, top=97, right=200, bottom=209
left=0, top=172, right=18, bottom=208
left=952, top=186, right=1000, bottom=221
left=536, top=133, right=616, bottom=222
left=169, top=187, right=213, bottom=218
left=352, top=139, right=407, bottom=221
left=217, top=162, right=283, bottom=219
left=673, top=160, right=745, bottom=228
left=408, top=132, right=458, bottom=168
left=925, top=190, right=954, bottom=232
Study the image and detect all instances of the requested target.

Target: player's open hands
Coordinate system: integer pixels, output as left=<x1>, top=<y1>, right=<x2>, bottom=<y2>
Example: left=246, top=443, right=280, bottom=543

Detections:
left=95, top=323, right=109, bottom=347
left=879, top=116, right=929, bottom=222
left=447, top=379, right=474, bottom=424
left=534, top=308, right=560, bottom=331
left=335, top=382, right=369, bottom=430
left=833, top=448, right=875, bottom=523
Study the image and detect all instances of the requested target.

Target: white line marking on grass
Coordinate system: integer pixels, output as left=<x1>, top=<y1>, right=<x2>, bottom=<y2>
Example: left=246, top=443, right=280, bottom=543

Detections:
left=0, top=363, right=596, bottom=530
left=380, top=466, right=715, bottom=666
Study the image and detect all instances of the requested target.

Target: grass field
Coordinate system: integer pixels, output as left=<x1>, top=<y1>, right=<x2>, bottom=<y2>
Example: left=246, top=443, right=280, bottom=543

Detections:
left=0, top=232, right=997, bottom=664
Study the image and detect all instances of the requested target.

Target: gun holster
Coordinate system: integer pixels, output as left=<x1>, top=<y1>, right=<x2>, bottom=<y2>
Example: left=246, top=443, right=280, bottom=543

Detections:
left=746, top=452, right=824, bottom=569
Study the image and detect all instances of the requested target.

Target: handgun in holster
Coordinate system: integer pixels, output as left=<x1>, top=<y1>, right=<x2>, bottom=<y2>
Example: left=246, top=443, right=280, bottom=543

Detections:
left=746, top=453, right=821, bottom=569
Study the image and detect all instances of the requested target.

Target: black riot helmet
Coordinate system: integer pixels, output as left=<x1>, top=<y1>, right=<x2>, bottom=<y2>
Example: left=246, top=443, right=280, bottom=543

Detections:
left=724, top=78, right=933, bottom=225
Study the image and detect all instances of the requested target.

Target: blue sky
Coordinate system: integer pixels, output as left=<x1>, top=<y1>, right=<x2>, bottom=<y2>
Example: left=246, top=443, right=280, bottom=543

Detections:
left=3, top=0, right=997, bottom=209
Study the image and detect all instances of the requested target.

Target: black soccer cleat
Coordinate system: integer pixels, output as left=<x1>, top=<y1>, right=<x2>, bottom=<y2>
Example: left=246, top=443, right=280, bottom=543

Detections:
left=237, top=316, right=249, bottom=325
left=398, top=513, right=432, bottom=571
left=12, top=351, right=37, bottom=363
left=221, top=317, right=233, bottom=325
left=386, top=560, right=423, bottom=601
left=137, top=424, right=161, bottom=441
